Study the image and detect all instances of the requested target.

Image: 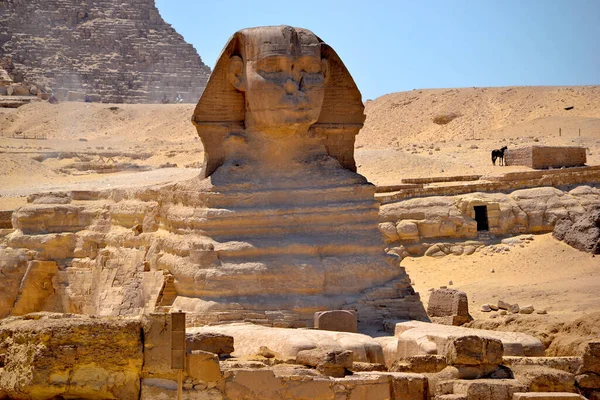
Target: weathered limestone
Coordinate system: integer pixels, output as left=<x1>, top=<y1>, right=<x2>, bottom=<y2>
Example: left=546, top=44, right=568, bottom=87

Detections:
left=512, top=394, right=586, bottom=400
left=315, top=310, right=358, bottom=333
left=505, top=146, right=587, bottom=169
left=186, top=332, right=234, bottom=356
left=444, top=336, right=503, bottom=367
left=553, top=208, right=600, bottom=254
left=378, top=321, right=544, bottom=367
left=296, top=348, right=353, bottom=377
left=0, top=0, right=210, bottom=103
left=427, top=288, right=472, bottom=326
left=379, top=185, right=600, bottom=255
left=0, top=26, right=426, bottom=327
left=186, top=323, right=384, bottom=363
left=0, top=313, right=143, bottom=400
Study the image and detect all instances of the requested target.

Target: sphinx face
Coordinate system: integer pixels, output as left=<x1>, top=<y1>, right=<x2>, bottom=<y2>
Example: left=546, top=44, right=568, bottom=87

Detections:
left=239, top=27, right=327, bottom=133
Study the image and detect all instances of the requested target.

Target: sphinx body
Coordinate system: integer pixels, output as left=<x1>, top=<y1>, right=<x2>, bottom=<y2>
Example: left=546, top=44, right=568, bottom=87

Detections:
left=0, top=26, right=426, bottom=328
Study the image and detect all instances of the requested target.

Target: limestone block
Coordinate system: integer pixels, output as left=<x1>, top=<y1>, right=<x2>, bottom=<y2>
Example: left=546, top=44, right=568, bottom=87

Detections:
left=12, top=204, right=91, bottom=234
left=386, top=372, right=429, bottom=400
left=512, top=365, right=576, bottom=393
left=448, top=379, right=528, bottom=400
left=427, top=289, right=472, bottom=326
left=141, top=313, right=176, bottom=379
left=503, top=356, right=583, bottom=375
left=396, top=220, right=420, bottom=240
left=314, top=310, right=358, bottom=333
left=0, top=314, right=143, bottom=400
left=390, top=355, right=447, bottom=373
left=8, top=232, right=76, bottom=260
left=444, top=335, right=503, bottom=366
left=342, top=374, right=391, bottom=400
left=187, top=324, right=384, bottom=363
left=380, top=222, right=400, bottom=242
left=393, top=321, right=544, bottom=358
left=187, top=350, right=222, bottom=382
left=512, top=393, right=586, bottom=400
left=186, top=332, right=234, bottom=356
left=11, top=260, right=58, bottom=315
left=579, top=341, right=600, bottom=374
left=575, top=372, right=600, bottom=389
left=440, top=221, right=456, bottom=236
left=0, top=247, right=30, bottom=318
left=225, top=369, right=285, bottom=400
left=418, top=221, right=441, bottom=238
left=296, top=348, right=353, bottom=377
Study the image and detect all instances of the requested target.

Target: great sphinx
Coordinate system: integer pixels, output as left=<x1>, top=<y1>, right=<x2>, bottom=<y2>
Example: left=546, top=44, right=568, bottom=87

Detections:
left=0, top=26, right=426, bottom=329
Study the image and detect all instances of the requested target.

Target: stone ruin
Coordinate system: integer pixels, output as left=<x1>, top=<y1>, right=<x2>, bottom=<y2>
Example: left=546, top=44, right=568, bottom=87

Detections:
left=1, top=25, right=599, bottom=400
left=0, top=0, right=210, bottom=103
left=505, top=146, right=587, bottom=169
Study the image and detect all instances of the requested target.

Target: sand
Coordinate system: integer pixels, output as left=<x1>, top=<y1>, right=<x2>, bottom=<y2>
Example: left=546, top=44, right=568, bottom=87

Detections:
left=1, top=86, right=599, bottom=350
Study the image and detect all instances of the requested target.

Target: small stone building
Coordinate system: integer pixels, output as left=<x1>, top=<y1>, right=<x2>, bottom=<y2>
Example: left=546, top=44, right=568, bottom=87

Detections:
left=506, top=146, right=586, bottom=169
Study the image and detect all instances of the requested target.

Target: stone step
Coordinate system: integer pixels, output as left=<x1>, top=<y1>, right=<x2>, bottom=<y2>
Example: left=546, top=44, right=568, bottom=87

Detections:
left=512, top=394, right=586, bottom=400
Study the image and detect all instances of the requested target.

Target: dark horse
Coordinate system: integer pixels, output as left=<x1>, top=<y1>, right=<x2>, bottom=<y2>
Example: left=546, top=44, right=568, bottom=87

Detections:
left=491, top=146, right=508, bottom=166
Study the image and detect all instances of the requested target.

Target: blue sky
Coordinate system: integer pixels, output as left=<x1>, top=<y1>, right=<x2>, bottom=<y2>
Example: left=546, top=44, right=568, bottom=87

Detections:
left=155, top=0, right=600, bottom=100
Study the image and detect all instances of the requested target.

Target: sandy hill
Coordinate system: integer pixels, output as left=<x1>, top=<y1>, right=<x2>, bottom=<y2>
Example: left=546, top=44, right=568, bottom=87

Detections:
left=359, top=85, right=600, bottom=147
left=1, top=86, right=599, bottom=189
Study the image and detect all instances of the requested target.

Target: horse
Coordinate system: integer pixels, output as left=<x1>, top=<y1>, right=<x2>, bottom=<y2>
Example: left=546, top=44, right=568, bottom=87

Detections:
left=491, top=146, right=508, bottom=166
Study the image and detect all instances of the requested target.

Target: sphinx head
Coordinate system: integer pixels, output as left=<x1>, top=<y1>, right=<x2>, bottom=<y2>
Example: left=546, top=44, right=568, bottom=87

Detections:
left=227, top=26, right=329, bottom=133
left=193, top=26, right=364, bottom=177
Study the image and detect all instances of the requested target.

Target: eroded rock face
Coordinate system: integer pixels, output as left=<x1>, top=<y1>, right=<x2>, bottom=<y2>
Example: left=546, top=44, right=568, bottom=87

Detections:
left=379, top=186, right=600, bottom=254
left=0, top=313, right=143, bottom=400
left=0, top=26, right=427, bottom=328
left=553, top=208, right=600, bottom=254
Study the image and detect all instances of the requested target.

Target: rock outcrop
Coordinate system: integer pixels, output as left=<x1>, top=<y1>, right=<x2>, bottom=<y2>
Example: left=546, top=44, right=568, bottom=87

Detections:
left=0, top=0, right=210, bottom=103
left=379, top=185, right=600, bottom=256
left=553, top=207, right=600, bottom=254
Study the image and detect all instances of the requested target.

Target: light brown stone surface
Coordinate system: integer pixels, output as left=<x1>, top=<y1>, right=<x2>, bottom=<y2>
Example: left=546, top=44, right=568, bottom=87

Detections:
left=186, top=332, right=234, bottom=356
left=505, top=146, right=587, bottom=169
left=0, top=313, right=143, bottom=400
left=315, top=310, right=358, bottom=333
left=186, top=323, right=384, bottom=363
left=512, top=394, right=586, bottom=400
left=444, top=335, right=503, bottom=366
left=187, top=350, right=222, bottom=382
left=388, top=321, right=544, bottom=364
left=427, top=288, right=472, bottom=326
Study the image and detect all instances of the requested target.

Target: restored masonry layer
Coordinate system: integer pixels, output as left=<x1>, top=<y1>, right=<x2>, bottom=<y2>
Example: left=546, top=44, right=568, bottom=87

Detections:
left=0, top=0, right=211, bottom=103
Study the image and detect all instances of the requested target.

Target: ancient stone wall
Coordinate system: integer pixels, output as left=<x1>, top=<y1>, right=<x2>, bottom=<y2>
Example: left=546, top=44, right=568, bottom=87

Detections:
left=377, top=166, right=600, bottom=203
left=506, top=146, right=587, bottom=169
left=379, top=185, right=600, bottom=252
left=0, top=0, right=211, bottom=103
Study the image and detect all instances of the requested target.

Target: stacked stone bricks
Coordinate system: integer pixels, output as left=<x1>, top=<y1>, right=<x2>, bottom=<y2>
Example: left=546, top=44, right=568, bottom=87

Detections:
left=0, top=0, right=211, bottom=103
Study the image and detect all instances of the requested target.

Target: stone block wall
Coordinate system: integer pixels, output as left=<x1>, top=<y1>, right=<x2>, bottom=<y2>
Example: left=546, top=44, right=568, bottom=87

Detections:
left=506, top=146, right=587, bottom=169
left=377, top=166, right=600, bottom=203
left=0, top=0, right=211, bottom=103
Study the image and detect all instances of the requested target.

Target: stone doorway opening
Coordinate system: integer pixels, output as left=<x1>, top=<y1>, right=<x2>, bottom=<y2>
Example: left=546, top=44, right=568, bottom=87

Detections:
left=474, top=205, right=489, bottom=231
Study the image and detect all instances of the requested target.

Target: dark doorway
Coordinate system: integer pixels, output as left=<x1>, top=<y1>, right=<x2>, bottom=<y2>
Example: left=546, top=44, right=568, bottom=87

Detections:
left=474, top=205, right=489, bottom=231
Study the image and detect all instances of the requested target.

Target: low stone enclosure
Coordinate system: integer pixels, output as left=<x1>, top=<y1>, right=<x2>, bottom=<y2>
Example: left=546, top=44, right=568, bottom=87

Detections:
left=0, top=312, right=597, bottom=400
